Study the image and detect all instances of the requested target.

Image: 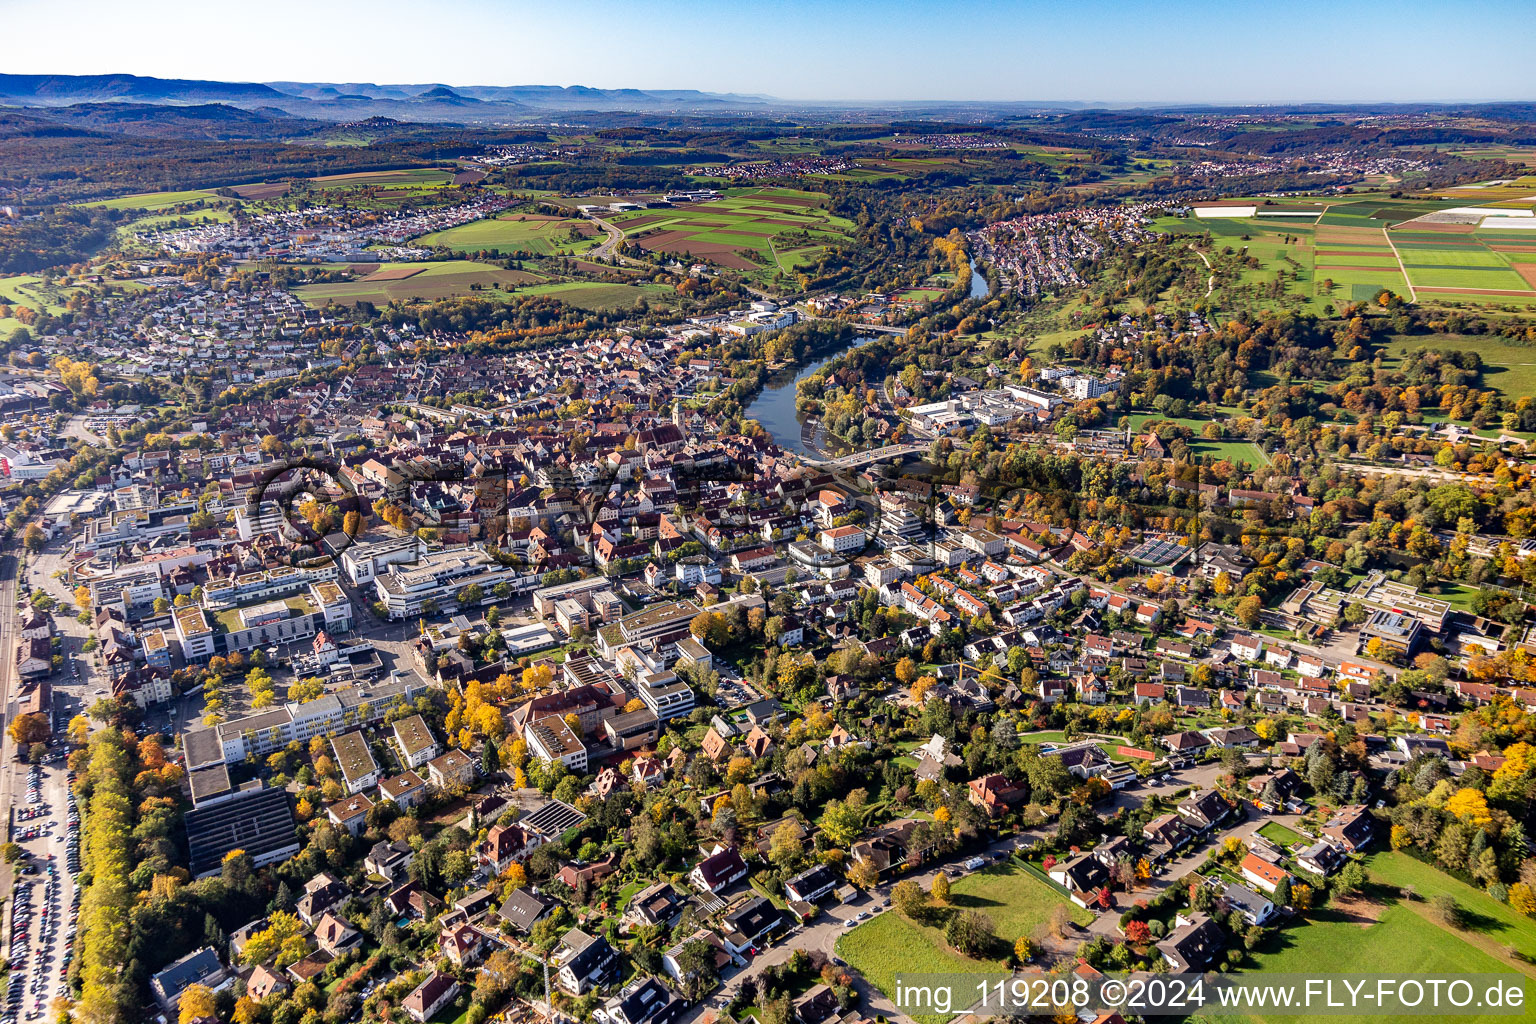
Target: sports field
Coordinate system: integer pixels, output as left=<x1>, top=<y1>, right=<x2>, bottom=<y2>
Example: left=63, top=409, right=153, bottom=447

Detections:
left=414, top=213, right=600, bottom=255
left=292, top=261, right=544, bottom=306
left=608, top=187, right=853, bottom=281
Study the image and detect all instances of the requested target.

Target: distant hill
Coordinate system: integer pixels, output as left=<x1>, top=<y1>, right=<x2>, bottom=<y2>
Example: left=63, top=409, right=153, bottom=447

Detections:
left=0, top=73, right=291, bottom=106
left=5, top=101, right=317, bottom=141
left=0, top=72, right=771, bottom=121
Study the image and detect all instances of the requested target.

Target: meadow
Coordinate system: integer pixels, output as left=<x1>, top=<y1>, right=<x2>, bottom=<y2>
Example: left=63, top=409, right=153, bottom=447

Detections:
left=1207, top=852, right=1536, bottom=1024
left=414, top=213, right=600, bottom=256
left=81, top=188, right=225, bottom=211
left=835, top=860, right=1092, bottom=1024
left=0, top=274, right=82, bottom=334
left=291, top=261, right=673, bottom=312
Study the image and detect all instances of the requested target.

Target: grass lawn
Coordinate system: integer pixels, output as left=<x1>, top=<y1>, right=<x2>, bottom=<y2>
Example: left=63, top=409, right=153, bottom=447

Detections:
left=1190, top=440, right=1272, bottom=466
left=1258, top=821, right=1305, bottom=847
left=1210, top=902, right=1520, bottom=1024
left=1365, top=852, right=1536, bottom=964
left=835, top=861, right=1092, bottom=1022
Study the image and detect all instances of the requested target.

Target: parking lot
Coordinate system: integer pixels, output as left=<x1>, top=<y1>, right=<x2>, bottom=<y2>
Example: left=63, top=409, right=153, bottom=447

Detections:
left=5, top=759, right=79, bottom=1023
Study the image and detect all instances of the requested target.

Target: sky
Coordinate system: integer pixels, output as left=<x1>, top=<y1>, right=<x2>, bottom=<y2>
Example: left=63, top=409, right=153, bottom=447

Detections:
left=4, top=0, right=1534, bottom=105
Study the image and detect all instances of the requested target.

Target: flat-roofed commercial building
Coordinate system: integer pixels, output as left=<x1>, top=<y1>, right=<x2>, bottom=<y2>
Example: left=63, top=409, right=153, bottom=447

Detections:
left=331, top=731, right=380, bottom=794
left=392, top=714, right=438, bottom=769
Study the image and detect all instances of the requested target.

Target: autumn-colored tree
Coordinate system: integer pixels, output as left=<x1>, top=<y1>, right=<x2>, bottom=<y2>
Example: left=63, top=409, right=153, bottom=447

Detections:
left=1124, top=920, right=1151, bottom=943
left=931, top=873, right=951, bottom=904
left=1234, top=596, right=1263, bottom=628
left=179, top=984, right=217, bottom=1024
left=1446, top=788, right=1493, bottom=827
left=892, top=878, right=926, bottom=917
left=894, top=657, right=917, bottom=686
left=7, top=713, right=48, bottom=746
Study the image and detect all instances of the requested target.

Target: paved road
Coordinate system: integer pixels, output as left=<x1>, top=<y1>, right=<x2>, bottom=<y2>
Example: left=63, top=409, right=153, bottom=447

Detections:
left=580, top=214, right=630, bottom=262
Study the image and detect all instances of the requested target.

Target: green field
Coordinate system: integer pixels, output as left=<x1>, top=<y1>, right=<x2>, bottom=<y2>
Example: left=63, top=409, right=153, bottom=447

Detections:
left=1191, top=440, right=1272, bottom=466
left=1382, top=333, right=1536, bottom=400
left=1211, top=852, right=1536, bottom=1024
left=309, top=168, right=454, bottom=187
left=414, top=213, right=600, bottom=255
left=513, top=281, right=676, bottom=311
left=607, top=187, right=854, bottom=284
left=836, top=860, right=1092, bottom=1021
left=81, top=188, right=224, bottom=211
left=1154, top=194, right=1536, bottom=315
left=292, top=261, right=544, bottom=307
left=1257, top=821, right=1305, bottom=847
left=0, top=274, right=83, bottom=334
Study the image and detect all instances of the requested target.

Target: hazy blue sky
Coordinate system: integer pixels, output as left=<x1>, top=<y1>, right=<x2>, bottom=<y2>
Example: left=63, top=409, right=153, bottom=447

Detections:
left=6, top=0, right=1534, bottom=103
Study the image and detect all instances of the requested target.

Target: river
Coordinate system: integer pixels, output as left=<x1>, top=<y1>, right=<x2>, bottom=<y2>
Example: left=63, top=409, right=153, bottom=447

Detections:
left=745, top=335, right=872, bottom=458
left=749, top=265, right=986, bottom=458
left=970, top=258, right=992, bottom=300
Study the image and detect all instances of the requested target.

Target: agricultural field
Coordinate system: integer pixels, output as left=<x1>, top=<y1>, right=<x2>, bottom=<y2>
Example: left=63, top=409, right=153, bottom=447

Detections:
left=307, top=168, right=455, bottom=187
left=1154, top=194, right=1536, bottom=314
left=291, top=261, right=544, bottom=307
left=511, top=280, right=676, bottom=312
left=80, top=188, right=225, bottom=211
left=835, top=860, right=1092, bottom=1023
left=414, top=213, right=600, bottom=256
left=607, top=187, right=853, bottom=284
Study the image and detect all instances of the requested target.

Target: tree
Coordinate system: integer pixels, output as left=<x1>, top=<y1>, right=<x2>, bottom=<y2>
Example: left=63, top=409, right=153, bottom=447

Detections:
left=769, top=822, right=804, bottom=872
left=892, top=879, right=926, bottom=917
left=7, top=713, right=48, bottom=746
left=1124, top=920, right=1151, bottom=943
left=1272, top=875, right=1292, bottom=908
left=1336, top=860, right=1364, bottom=895
left=179, top=984, right=217, bottom=1024
left=931, top=873, right=951, bottom=904
left=1446, top=788, right=1493, bottom=827
left=819, top=798, right=863, bottom=848
left=944, top=910, right=994, bottom=958
left=1235, top=596, right=1263, bottom=629
left=1509, top=882, right=1536, bottom=917
left=1431, top=894, right=1464, bottom=929
left=895, top=657, right=917, bottom=686
left=21, top=523, right=44, bottom=553
left=848, top=858, right=880, bottom=889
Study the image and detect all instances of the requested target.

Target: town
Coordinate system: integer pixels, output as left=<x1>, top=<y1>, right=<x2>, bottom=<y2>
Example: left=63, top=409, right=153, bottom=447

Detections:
left=0, top=31, right=1534, bottom=1024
